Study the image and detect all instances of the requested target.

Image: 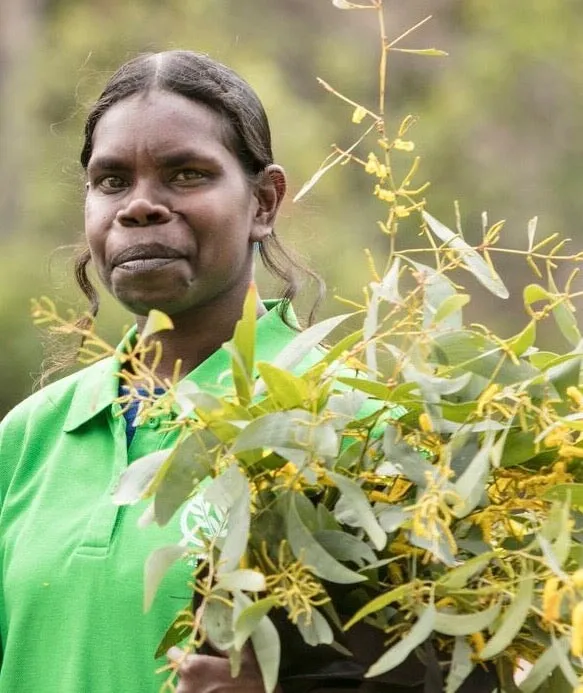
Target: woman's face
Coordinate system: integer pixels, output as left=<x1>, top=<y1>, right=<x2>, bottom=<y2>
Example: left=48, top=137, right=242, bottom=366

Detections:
left=84, top=90, right=282, bottom=317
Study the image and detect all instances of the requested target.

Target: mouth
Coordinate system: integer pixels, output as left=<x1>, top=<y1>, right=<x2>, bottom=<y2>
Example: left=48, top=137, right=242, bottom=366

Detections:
left=112, top=243, right=185, bottom=271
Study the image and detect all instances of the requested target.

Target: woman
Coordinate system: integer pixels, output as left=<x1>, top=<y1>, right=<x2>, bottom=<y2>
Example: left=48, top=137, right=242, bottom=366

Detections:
left=0, top=51, right=496, bottom=693
left=0, top=50, right=320, bottom=693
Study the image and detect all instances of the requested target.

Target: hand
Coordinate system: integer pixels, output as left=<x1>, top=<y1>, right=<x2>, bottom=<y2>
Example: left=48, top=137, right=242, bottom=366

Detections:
left=167, top=645, right=283, bottom=693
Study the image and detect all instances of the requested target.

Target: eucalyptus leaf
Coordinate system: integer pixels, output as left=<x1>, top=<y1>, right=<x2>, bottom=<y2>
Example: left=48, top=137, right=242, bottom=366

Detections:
left=113, top=448, right=171, bottom=505
left=423, top=212, right=509, bottom=298
left=366, top=603, right=436, bottom=677
left=256, top=362, right=309, bottom=409
left=217, top=569, right=266, bottom=592
left=140, top=309, right=174, bottom=339
left=519, top=645, right=559, bottom=693
left=154, top=610, right=193, bottom=659
left=451, top=431, right=494, bottom=518
left=314, top=529, right=376, bottom=567
left=296, top=609, right=334, bottom=646
left=445, top=636, right=474, bottom=693
left=254, top=313, right=353, bottom=395
left=551, top=633, right=580, bottom=688
left=287, top=494, right=366, bottom=584
left=233, top=593, right=278, bottom=651
left=154, top=433, right=214, bottom=526
left=436, top=552, right=495, bottom=590
left=203, top=594, right=235, bottom=651
left=408, top=260, right=461, bottom=330
left=480, top=574, right=534, bottom=659
left=217, top=472, right=251, bottom=574
left=343, top=584, right=411, bottom=630
left=250, top=612, right=281, bottom=693
left=232, top=410, right=338, bottom=460
left=434, top=601, right=501, bottom=636
left=144, top=544, right=185, bottom=612
left=328, top=471, right=387, bottom=550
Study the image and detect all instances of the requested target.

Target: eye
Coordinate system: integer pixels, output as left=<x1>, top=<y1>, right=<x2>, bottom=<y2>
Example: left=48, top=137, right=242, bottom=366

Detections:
left=173, top=169, right=206, bottom=184
left=96, top=175, right=129, bottom=192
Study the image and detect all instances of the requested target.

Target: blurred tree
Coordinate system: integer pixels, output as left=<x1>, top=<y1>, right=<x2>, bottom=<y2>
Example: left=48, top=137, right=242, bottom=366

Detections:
left=1, top=0, right=582, bottom=415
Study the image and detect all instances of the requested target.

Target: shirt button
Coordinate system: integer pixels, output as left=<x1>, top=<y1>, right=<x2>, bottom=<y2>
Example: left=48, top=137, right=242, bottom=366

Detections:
left=147, top=417, right=161, bottom=429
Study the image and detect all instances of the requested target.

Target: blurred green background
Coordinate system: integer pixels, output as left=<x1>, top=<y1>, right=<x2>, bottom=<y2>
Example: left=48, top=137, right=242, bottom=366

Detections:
left=1, top=0, right=582, bottom=416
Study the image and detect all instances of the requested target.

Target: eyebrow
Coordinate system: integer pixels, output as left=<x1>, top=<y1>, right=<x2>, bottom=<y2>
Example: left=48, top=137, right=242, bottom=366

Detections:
left=87, top=149, right=220, bottom=172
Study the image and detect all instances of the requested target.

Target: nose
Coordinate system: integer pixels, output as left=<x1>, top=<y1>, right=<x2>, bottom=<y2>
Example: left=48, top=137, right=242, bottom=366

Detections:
left=116, top=198, right=173, bottom=227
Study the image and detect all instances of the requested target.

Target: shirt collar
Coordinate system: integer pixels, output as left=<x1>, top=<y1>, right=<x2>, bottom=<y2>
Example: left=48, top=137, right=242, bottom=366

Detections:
left=63, top=300, right=298, bottom=432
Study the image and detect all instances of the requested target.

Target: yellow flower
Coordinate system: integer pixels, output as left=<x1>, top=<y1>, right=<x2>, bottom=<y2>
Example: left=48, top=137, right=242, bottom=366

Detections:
left=394, top=205, right=411, bottom=218
left=352, top=105, right=367, bottom=124
left=374, top=184, right=395, bottom=203
left=567, top=386, right=583, bottom=408
left=573, top=570, right=583, bottom=590
left=418, top=412, right=433, bottom=433
left=571, top=602, right=583, bottom=657
left=393, top=138, right=415, bottom=152
left=542, top=577, right=561, bottom=622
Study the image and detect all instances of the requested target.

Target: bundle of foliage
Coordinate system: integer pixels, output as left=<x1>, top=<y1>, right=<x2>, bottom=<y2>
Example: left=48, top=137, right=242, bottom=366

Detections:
left=32, top=1, right=583, bottom=691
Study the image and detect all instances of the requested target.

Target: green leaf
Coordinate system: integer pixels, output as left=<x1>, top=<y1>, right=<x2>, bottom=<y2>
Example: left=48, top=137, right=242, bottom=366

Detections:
left=407, top=260, right=461, bottom=330
left=343, top=584, right=411, bottom=630
left=436, top=552, right=495, bottom=590
left=154, top=610, right=193, bottom=659
left=203, top=594, right=235, bottom=651
left=328, top=471, right=386, bottom=550
left=218, top=470, right=251, bottom=574
left=445, top=636, right=474, bottom=693
left=144, top=545, right=185, bottom=612
left=250, top=611, right=281, bottom=693
left=256, top=362, right=308, bottom=409
left=544, top=484, right=583, bottom=508
left=314, top=529, right=376, bottom=567
left=423, top=212, right=509, bottom=298
left=228, top=282, right=257, bottom=405
left=480, top=574, right=534, bottom=659
left=366, top=603, right=436, bottom=677
left=336, top=376, right=392, bottom=400
left=507, top=320, right=536, bottom=357
left=523, top=283, right=553, bottom=306
left=254, top=313, right=353, bottom=395
left=451, top=431, right=494, bottom=518
left=551, top=633, right=579, bottom=688
left=154, top=433, right=213, bottom=526
left=140, top=309, right=174, bottom=339
left=233, top=593, right=278, bottom=651
left=296, top=609, right=334, bottom=646
left=548, top=272, right=581, bottom=347
left=433, top=294, right=470, bottom=325
left=519, top=645, right=559, bottom=693
left=217, top=569, right=266, bottom=592
left=232, top=410, right=338, bottom=461
left=431, top=330, right=538, bottom=384
left=112, top=448, right=171, bottom=505
left=393, top=47, right=449, bottom=57
left=287, top=493, right=366, bottom=584
left=434, top=601, right=501, bottom=636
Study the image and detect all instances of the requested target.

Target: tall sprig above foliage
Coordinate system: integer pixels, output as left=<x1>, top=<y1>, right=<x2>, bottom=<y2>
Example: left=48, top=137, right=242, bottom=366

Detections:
left=32, top=2, right=583, bottom=692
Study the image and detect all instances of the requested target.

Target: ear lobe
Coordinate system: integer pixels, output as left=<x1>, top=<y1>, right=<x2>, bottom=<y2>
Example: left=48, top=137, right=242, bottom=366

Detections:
left=250, top=165, right=287, bottom=242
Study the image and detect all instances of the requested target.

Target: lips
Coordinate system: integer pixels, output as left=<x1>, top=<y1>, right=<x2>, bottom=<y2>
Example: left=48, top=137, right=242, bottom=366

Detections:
left=112, top=243, right=185, bottom=271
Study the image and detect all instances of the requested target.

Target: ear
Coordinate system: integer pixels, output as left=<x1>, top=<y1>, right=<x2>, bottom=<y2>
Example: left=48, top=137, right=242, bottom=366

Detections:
left=250, top=165, right=287, bottom=242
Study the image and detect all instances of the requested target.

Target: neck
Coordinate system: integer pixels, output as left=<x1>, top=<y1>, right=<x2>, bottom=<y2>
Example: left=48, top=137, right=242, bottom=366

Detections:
left=132, top=290, right=267, bottom=383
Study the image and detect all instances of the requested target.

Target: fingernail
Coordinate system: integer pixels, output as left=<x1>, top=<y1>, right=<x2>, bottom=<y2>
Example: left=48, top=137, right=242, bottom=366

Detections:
left=167, top=646, right=183, bottom=662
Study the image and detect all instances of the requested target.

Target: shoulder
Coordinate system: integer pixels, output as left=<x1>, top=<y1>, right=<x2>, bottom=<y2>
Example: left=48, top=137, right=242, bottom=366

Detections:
left=0, top=357, right=115, bottom=445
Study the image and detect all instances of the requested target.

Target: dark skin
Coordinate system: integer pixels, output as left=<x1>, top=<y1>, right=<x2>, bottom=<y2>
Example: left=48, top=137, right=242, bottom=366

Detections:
left=85, top=89, right=286, bottom=382
left=85, top=90, right=286, bottom=690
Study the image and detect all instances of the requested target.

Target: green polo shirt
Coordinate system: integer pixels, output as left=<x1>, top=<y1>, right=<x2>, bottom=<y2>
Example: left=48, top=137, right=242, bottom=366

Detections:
left=0, top=301, right=318, bottom=693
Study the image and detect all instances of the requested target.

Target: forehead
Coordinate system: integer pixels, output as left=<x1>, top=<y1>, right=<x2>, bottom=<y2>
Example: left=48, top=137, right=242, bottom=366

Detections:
left=89, top=90, right=231, bottom=161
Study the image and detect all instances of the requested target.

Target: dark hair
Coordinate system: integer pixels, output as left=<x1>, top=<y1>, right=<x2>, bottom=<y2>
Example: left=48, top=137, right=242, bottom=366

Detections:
left=76, top=50, right=324, bottom=326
